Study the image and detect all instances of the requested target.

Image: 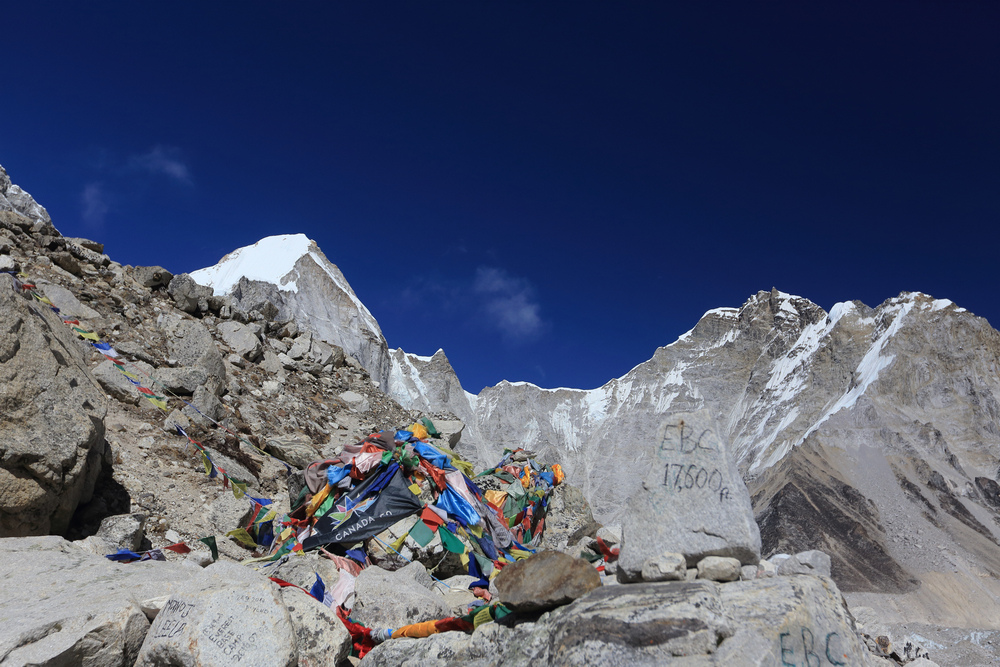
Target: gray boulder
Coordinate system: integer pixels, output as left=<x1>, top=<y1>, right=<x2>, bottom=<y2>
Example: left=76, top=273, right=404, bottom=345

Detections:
left=135, top=566, right=297, bottom=667
left=167, top=272, right=213, bottom=313
left=0, top=536, right=205, bottom=667
left=714, top=575, right=868, bottom=666
left=218, top=320, right=263, bottom=360
left=280, top=589, right=351, bottom=667
left=697, top=555, right=742, bottom=582
left=132, top=265, right=173, bottom=289
left=207, top=492, right=254, bottom=535
left=182, top=385, right=225, bottom=425
left=539, top=482, right=599, bottom=551
left=157, top=314, right=226, bottom=385
left=494, top=550, right=601, bottom=612
left=351, top=565, right=452, bottom=629
left=0, top=276, right=108, bottom=536
left=776, top=550, right=832, bottom=578
left=339, top=390, right=370, bottom=413
left=618, top=409, right=761, bottom=581
left=153, top=365, right=209, bottom=395
left=96, top=513, right=147, bottom=552
left=267, top=435, right=320, bottom=469
left=37, top=282, right=102, bottom=320
left=641, top=551, right=687, bottom=581
left=93, top=358, right=148, bottom=406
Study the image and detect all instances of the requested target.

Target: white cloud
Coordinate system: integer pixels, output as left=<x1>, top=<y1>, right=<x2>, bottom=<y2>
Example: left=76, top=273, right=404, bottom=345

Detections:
left=129, top=145, right=192, bottom=184
left=80, top=183, right=109, bottom=226
left=474, top=267, right=544, bottom=339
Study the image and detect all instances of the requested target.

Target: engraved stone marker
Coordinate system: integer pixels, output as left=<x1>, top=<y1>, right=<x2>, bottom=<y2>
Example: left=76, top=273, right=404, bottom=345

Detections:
left=618, top=409, right=761, bottom=582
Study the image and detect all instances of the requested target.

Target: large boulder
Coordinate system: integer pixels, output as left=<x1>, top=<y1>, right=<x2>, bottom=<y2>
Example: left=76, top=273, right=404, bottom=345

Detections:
left=0, top=275, right=109, bottom=536
left=0, top=536, right=201, bottom=666
left=134, top=562, right=297, bottom=667
left=538, top=482, right=599, bottom=551
left=37, top=282, right=102, bottom=320
left=494, top=550, right=601, bottom=612
left=280, top=589, right=351, bottom=667
left=132, top=265, right=173, bottom=289
left=351, top=564, right=452, bottom=629
left=156, top=313, right=226, bottom=385
left=618, top=409, right=761, bottom=581
left=218, top=320, right=263, bottom=360
left=167, top=272, right=213, bottom=313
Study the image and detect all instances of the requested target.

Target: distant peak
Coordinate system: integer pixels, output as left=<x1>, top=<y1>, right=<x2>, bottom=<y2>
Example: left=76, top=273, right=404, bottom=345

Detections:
left=190, top=234, right=314, bottom=294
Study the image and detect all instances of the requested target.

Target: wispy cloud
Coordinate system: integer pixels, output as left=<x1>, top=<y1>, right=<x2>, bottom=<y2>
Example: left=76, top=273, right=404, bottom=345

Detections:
left=128, top=145, right=192, bottom=185
left=80, top=183, right=109, bottom=226
left=474, top=267, right=544, bottom=340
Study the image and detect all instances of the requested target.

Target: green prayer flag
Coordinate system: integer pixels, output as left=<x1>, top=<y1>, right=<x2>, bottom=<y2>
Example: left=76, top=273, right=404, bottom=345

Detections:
left=199, top=536, right=218, bottom=561
left=474, top=553, right=494, bottom=576
left=420, top=417, right=441, bottom=438
left=408, top=520, right=435, bottom=547
left=438, top=526, right=466, bottom=554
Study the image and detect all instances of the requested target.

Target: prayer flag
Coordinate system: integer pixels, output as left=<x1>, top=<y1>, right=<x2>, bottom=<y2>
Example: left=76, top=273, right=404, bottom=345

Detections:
left=226, top=528, right=258, bottom=548
left=439, top=526, right=466, bottom=554
left=407, top=519, right=435, bottom=547
left=199, top=536, right=219, bottom=561
left=164, top=542, right=191, bottom=554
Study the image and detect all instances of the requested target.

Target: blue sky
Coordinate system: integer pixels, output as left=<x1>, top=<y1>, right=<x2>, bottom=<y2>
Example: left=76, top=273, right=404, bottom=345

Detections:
left=3, top=2, right=998, bottom=393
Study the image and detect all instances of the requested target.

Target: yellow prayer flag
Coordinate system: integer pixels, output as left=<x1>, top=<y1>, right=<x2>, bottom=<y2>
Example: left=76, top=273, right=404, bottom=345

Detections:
left=145, top=396, right=169, bottom=411
left=408, top=483, right=422, bottom=495
left=225, top=528, right=258, bottom=548
left=460, top=552, right=470, bottom=568
left=390, top=533, right=407, bottom=552
left=74, top=329, right=100, bottom=341
left=231, top=481, right=247, bottom=500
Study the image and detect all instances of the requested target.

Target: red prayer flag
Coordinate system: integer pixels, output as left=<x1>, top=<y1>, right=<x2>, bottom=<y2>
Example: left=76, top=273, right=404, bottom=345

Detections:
left=420, top=506, right=445, bottom=528
left=164, top=542, right=191, bottom=554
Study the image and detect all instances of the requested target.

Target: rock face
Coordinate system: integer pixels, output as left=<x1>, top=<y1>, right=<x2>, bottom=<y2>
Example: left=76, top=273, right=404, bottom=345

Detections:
left=619, top=410, right=762, bottom=579
left=0, top=274, right=108, bottom=536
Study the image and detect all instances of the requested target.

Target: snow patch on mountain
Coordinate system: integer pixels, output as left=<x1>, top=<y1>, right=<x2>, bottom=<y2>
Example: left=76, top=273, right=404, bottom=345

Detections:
left=191, top=234, right=312, bottom=293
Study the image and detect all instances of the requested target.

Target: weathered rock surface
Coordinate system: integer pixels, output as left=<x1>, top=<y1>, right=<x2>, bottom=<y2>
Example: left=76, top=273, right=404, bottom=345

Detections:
left=0, top=537, right=204, bottom=667
left=539, top=482, right=600, bottom=551
left=135, top=564, right=297, bottom=667
left=777, top=550, right=832, bottom=578
left=619, top=410, right=761, bottom=580
left=362, top=575, right=868, bottom=666
left=0, top=274, right=108, bottom=536
left=167, top=272, right=213, bottom=313
left=218, top=320, right=263, bottom=360
left=641, top=551, right=687, bottom=581
left=351, top=564, right=452, bottom=628
left=697, top=555, right=742, bottom=582
left=494, top=550, right=601, bottom=612
left=156, top=313, right=226, bottom=385
left=280, top=588, right=351, bottom=667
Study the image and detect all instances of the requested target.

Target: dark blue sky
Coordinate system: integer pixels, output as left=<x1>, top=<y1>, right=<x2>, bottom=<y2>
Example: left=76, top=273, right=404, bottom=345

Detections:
left=3, top=3, right=997, bottom=392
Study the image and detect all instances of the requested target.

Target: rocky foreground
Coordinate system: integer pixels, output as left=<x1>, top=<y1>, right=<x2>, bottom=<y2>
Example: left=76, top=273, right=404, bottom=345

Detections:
left=0, top=164, right=969, bottom=665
